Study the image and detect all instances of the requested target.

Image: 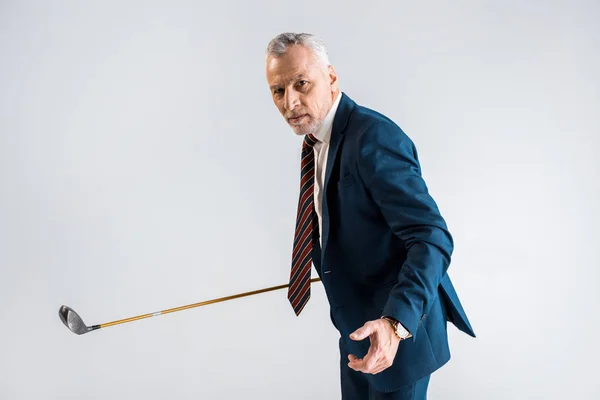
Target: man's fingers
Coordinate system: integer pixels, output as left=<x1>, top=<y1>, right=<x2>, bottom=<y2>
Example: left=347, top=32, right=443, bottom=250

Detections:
left=350, top=321, right=375, bottom=341
left=348, top=350, right=372, bottom=371
left=347, top=354, right=363, bottom=371
left=348, top=343, right=380, bottom=371
left=347, top=342, right=395, bottom=374
left=353, top=354, right=393, bottom=375
left=348, top=320, right=398, bottom=373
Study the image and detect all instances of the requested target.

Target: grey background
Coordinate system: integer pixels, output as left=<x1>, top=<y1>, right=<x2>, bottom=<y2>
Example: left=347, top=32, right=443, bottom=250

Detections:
left=1, top=1, right=598, bottom=399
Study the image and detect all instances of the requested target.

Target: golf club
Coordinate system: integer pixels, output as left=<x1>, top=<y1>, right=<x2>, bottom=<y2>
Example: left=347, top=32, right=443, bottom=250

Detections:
left=59, top=277, right=321, bottom=335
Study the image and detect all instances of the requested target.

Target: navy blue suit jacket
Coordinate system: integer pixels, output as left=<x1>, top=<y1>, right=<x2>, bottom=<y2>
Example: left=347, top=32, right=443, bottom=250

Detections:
left=311, top=92, right=475, bottom=392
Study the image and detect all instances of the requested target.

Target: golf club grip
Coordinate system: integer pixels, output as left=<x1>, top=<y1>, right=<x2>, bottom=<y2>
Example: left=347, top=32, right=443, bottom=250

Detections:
left=100, top=277, right=322, bottom=328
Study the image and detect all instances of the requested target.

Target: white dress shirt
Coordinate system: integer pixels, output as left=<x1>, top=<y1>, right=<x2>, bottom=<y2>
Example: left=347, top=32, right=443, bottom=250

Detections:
left=310, top=91, right=342, bottom=247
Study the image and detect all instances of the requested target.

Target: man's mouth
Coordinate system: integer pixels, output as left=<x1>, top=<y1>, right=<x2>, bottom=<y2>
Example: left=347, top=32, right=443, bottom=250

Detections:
left=288, top=114, right=307, bottom=123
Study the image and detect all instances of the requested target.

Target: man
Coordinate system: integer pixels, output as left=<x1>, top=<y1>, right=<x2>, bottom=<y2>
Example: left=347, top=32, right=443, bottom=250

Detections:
left=265, top=32, right=475, bottom=399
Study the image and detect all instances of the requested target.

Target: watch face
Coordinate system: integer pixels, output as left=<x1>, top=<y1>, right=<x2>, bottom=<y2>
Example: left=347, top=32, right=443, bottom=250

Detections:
left=397, top=326, right=409, bottom=338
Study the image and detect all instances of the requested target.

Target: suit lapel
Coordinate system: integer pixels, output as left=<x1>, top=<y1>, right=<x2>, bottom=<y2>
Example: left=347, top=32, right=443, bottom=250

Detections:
left=320, top=92, right=354, bottom=265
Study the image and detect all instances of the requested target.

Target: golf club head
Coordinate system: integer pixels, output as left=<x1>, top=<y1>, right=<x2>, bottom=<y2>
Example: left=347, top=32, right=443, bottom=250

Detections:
left=59, top=305, right=99, bottom=335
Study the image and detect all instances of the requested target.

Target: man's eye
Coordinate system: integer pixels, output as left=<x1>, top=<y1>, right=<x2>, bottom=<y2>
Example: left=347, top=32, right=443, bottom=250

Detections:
left=273, top=88, right=283, bottom=95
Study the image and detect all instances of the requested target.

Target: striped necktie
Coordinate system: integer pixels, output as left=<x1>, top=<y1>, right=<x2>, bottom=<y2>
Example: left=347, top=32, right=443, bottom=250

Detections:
left=288, top=133, right=318, bottom=316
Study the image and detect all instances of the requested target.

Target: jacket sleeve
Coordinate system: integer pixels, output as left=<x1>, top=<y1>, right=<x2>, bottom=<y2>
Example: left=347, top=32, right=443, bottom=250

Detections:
left=355, top=120, right=453, bottom=341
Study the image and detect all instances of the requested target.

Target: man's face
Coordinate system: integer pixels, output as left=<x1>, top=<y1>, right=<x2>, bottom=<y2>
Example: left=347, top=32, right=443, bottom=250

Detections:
left=266, top=45, right=338, bottom=135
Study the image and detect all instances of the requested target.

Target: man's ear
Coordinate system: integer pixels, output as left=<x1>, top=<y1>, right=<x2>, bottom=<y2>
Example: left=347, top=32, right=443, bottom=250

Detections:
left=328, top=65, right=338, bottom=91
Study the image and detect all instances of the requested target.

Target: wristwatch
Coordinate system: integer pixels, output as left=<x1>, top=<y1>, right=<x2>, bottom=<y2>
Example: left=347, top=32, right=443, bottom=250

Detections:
left=381, top=316, right=411, bottom=340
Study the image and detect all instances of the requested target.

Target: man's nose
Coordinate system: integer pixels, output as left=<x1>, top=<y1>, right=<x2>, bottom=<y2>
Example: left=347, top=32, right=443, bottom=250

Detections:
left=284, top=90, right=299, bottom=111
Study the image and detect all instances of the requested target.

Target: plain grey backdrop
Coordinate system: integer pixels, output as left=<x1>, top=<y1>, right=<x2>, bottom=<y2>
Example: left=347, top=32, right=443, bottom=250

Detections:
left=1, top=0, right=598, bottom=399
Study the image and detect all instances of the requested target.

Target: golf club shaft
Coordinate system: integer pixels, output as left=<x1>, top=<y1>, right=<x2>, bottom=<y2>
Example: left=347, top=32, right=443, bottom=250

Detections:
left=99, top=277, right=322, bottom=329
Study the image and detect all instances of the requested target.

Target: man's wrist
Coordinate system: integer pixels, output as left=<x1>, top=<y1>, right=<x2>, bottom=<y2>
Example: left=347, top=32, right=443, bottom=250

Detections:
left=381, top=316, right=412, bottom=340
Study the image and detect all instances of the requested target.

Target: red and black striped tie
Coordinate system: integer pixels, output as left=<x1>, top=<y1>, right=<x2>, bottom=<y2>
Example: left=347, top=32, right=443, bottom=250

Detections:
left=288, top=133, right=318, bottom=316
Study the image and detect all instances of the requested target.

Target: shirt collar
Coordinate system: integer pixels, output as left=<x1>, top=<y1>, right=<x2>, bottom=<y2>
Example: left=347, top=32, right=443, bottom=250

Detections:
left=312, top=91, right=342, bottom=144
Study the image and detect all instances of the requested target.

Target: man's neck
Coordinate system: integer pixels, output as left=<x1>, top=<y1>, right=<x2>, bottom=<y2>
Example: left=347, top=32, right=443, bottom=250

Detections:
left=313, top=90, right=342, bottom=143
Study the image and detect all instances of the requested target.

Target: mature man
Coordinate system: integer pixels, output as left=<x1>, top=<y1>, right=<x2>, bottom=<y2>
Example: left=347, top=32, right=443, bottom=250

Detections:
left=265, top=32, right=475, bottom=399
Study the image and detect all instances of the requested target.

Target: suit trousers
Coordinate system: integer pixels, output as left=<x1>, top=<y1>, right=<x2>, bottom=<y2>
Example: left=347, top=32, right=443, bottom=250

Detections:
left=339, top=343, right=430, bottom=400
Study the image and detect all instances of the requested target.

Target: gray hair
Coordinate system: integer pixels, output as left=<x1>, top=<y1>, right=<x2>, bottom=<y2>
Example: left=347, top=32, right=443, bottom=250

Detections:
left=265, top=32, right=330, bottom=69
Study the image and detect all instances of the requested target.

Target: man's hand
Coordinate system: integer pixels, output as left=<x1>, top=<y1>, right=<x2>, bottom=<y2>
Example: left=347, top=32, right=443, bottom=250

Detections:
left=347, top=319, right=401, bottom=374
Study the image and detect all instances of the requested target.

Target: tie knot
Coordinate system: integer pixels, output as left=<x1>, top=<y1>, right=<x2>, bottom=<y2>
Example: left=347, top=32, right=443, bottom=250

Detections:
left=304, top=134, right=318, bottom=148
